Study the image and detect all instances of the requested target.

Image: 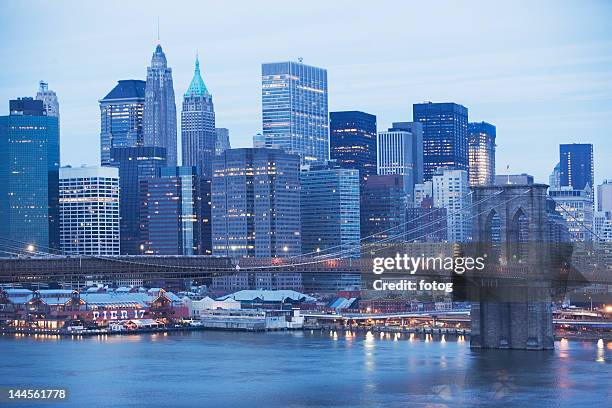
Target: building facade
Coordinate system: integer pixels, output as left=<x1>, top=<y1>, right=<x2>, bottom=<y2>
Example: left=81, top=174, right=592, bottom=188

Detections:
left=212, top=148, right=301, bottom=258
left=300, top=165, right=360, bottom=258
left=597, top=180, right=612, bottom=213
left=432, top=168, right=471, bottom=242
left=413, top=102, right=469, bottom=181
left=0, top=97, right=60, bottom=253
left=99, top=80, right=146, bottom=166
left=559, top=143, right=594, bottom=191
left=109, top=146, right=167, bottom=254
left=262, top=61, right=328, bottom=164
left=144, top=45, right=177, bottom=167
left=59, top=166, right=120, bottom=256
left=360, top=174, right=408, bottom=244
left=549, top=186, right=594, bottom=242
left=181, top=56, right=216, bottom=178
left=329, top=111, right=377, bottom=178
left=215, top=127, right=231, bottom=156
left=36, top=81, right=59, bottom=119
left=468, top=121, right=496, bottom=186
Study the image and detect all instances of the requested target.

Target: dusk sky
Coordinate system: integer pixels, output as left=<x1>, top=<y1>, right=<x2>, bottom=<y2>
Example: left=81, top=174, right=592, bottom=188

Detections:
left=1, top=0, right=611, bottom=185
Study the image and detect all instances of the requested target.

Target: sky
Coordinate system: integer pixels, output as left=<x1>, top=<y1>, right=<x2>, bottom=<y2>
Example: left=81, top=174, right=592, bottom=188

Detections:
left=1, top=0, right=611, bottom=185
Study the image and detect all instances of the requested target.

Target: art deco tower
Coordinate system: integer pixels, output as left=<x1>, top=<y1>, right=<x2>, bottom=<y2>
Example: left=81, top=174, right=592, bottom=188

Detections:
left=144, top=44, right=178, bottom=166
left=181, top=55, right=216, bottom=178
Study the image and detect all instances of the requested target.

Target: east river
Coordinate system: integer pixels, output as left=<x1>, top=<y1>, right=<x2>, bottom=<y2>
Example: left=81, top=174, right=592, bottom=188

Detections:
left=0, top=331, right=610, bottom=407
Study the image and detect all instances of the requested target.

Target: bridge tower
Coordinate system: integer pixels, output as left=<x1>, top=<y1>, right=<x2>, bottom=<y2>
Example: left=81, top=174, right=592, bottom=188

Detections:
left=468, top=184, right=555, bottom=350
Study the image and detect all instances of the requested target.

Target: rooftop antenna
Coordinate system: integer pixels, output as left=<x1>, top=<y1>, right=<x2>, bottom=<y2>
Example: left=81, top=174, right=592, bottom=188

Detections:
left=157, top=16, right=160, bottom=43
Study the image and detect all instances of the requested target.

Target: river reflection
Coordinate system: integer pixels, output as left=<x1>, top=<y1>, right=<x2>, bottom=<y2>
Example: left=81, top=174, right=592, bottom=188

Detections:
left=0, top=331, right=609, bottom=407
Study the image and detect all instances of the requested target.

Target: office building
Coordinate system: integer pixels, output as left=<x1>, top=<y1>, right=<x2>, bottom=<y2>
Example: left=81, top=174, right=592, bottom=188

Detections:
left=215, top=127, right=231, bottom=156
left=468, top=121, right=496, bottom=186
left=597, top=180, right=612, bottom=213
left=253, top=133, right=265, bottom=148
left=405, top=203, right=448, bottom=243
left=549, top=186, right=594, bottom=242
left=300, top=164, right=360, bottom=257
left=559, top=143, right=594, bottom=191
left=549, top=163, right=561, bottom=189
left=109, top=146, right=167, bottom=254
left=262, top=61, right=328, bottom=163
left=99, top=79, right=146, bottom=166
left=0, top=97, right=60, bottom=252
left=59, top=166, right=120, bottom=256
left=329, top=111, right=377, bottom=178
left=140, top=166, right=208, bottom=255
left=182, top=56, right=216, bottom=178
left=414, top=181, right=433, bottom=207
left=36, top=81, right=59, bottom=118
left=593, top=211, right=612, bottom=243
left=144, top=44, right=177, bottom=166
left=360, top=175, right=408, bottom=244
left=495, top=173, right=534, bottom=185
left=413, top=102, right=468, bottom=181
left=212, top=148, right=301, bottom=258
left=432, top=168, right=471, bottom=242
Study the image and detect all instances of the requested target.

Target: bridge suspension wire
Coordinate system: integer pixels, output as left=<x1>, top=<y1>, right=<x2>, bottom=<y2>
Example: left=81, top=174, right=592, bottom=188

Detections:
left=554, top=201, right=604, bottom=242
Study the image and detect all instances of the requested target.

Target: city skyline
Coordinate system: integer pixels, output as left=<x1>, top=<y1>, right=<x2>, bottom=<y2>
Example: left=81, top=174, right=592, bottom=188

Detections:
left=1, top=1, right=612, bottom=186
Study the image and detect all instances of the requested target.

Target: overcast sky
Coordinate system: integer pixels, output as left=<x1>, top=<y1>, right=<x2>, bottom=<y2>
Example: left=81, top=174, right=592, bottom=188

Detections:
left=1, top=0, right=611, bottom=185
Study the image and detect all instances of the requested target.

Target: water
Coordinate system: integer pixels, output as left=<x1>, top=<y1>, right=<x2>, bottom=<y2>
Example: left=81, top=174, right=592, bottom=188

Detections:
left=0, top=331, right=610, bottom=407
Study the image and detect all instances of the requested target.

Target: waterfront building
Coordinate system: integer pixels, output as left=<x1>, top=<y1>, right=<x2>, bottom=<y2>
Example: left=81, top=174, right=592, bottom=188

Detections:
left=377, top=122, right=423, bottom=202
left=300, top=164, right=360, bottom=257
left=560, top=143, right=594, bottom=192
left=432, top=168, right=471, bottom=242
left=36, top=81, right=59, bottom=118
left=215, top=127, right=230, bottom=156
left=0, top=97, right=60, bottom=252
left=413, top=102, right=468, bottom=181
left=144, top=44, right=178, bottom=166
left=549, top=186, right=594, bottom=242
left=59, top=166, right=120, bottom=256
left=360, top=174, right=408, bottom=243
left=211, top=272, right=304, bottom=293
left=218, top=290, right=315, bottom=310
left=597, top=180, right=612, bottom=213
left=262, top=61, right=328, bottom=163
left=329, top=111, right=377, bottom=178
left=468, top=121, right=496, bottom=186
left=212, top=148, right=301, bottom=257
left=494, top=173, right=534, bottom=185
left=109, top=146, right=167, bottom=254
left=99, top=80, right=146, bottom=166
left=181, top=56, right=215, bottom=178
left=140, top=166, right=209, bottom=255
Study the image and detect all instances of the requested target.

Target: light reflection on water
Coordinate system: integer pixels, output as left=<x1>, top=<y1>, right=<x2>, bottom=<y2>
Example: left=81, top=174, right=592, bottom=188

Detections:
left=0, top=330, right=609, bottom=408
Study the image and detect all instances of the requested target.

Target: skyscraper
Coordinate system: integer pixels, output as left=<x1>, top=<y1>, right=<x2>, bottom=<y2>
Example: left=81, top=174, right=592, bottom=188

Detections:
left=99, top=80, right=146, bottom=166
left=597, top=180, right=612, bottom=213
left=413, top=102, right=468, bottom=181
left=300, top=164, right=360, bottom=258
left=559, top=143, right=594, bottom=191
left=360, top=175, right=408, bottom=243
left=144, top=44, right=177, bottom=167
left=109, top=146, right=167, bottom=254
left=329, top=111, right=377, bottom=178
left=140, top=166, right=207, bottom=255
left=0, top=97, right=60, bottom=252
left=549, top=162, right=561, bottom=189
left=215, top=127, right=231, bottom=156
left=432, top=168, right=471, bottom=242
left=212, top=148, right=301, bottom=258
left=59, top=166, right=120, bottom=256
left=181, top=56, right=215, bottom=178
left=377, top=122, right=423, bottom=202
left=36, top=81, right=59, bottom=118
left=262, top=61, right=328, bottom=163
left=468, top=121, right=496, bottom=186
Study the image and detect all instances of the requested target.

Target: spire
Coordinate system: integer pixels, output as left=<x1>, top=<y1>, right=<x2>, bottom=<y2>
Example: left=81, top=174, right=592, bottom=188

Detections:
left=184, top=54, right=209, bottom=97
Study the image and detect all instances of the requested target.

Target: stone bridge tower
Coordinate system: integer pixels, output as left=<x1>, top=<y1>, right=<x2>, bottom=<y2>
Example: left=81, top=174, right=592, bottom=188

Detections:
left=468, top=184, right=555, bottom=350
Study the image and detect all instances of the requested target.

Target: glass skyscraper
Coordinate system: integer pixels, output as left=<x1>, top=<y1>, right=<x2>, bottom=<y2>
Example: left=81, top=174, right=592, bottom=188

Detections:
left=300, top=164, right=360, bottom=258
left=99, top=80, right=146, bottom=166
left=329, top=111, right=377, bottom=178
left=468, top=121, right=496, bottom=186
left=144, top=44, right=178, bottom=167
left=413, top=102, right=468, bottom=181
left=109, top=146, right=167, bottom=254
left=140, top=166, right=207, bottom=255
left=360, top=175, right=407, bottom=244
left=215, top=127, right=231, bottom=156
left=181, top=56, right=216, bottom=179
left=0, top=98, right=60, bottom=252
left=212, top=148, right=301, bottom=258
left=262, top=61, right=329, bottom=164
left=559, top=143, right=594, bottom=191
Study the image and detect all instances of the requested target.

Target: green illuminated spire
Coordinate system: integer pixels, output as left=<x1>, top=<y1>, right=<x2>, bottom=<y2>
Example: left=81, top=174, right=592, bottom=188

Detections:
left=184, top=54, right=209, bottom=97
